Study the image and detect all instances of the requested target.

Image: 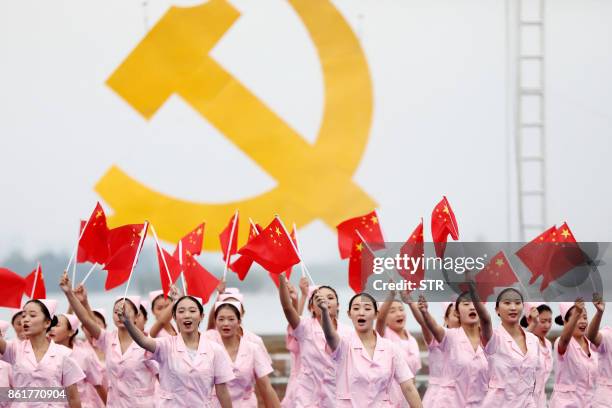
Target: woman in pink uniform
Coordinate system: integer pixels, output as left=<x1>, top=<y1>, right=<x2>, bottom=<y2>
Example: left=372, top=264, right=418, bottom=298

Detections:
left=376, top=290, right=422, bottom=407
left=120, top=294, right=234, bottom=407
left=421, top=301, right=460, bottom=407
left=0, top=299, right=84, bottom=407
left=0, top=321, right=11, bottom=408
left=419, top=292, right=488, bottom=407
left=277, top=274, right=352, bottom=407
left=49, top=313, right=107, bottom=407
left=9, top=308, right=26, bottom=341
left=587, top=293, right=612, bottom=407
left=316, top=291, right=422, bottom=407
left=281, top=278, right=308, bottom=408
left=521, top=302, right=554, bottom=408
left=550, top=299, right=598, bottom=407
left=206, top=301, right=280, bottom=407
left=60, top=273, right=158, bottom=408
left=468, top=285, right=540, bottom=407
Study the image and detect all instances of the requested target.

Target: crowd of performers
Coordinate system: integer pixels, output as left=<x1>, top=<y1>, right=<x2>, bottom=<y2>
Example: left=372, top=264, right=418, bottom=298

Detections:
left=0, top=271, right=611, bottom=407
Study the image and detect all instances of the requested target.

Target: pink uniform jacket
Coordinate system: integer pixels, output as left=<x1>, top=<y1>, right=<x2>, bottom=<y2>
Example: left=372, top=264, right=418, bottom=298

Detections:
left=593, top=327, right=612, bottom=408
left=205, top=330, right=274, bottom=407
left=383, top=327, right=422, bottom=407
left=329, top=330, right=414, bottom=407
left=422, top=339, right=444, bottom=408
left=534, top=337, right=553, bottom=408
left=0, top=360, right=11, bottom=408
left=282, top=325, right=301, bottom=408
left=291, top=317, right=352, bottom=407
left=148, top=333, right=235, bottom=407
left=550, top=336, right=598, bottom=408
left=480, top=326, right=540, bottom=408
left=1, top=339, right=85, bottom=407
left=431, top=327, right=489, bottom=407
left=94, top=329, right=158, bottom=408
left=71, top=342, right=106, bottom=408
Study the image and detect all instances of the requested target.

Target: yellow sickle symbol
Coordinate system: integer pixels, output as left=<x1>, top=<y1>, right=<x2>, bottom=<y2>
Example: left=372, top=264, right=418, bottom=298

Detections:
left=97, top=0, right=375, bottom=250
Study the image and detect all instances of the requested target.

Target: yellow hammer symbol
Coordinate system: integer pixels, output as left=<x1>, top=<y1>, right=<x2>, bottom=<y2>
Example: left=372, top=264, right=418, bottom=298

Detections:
left=97, top=0, right=375, bottom=250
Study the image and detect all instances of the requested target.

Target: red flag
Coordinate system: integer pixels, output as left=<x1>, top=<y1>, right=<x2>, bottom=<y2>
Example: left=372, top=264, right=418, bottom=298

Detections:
left=77, top=203, right=110, bottom=265
left=103, top=224, right=149, bottom=290
left=237, top=218, right=300, bottom=274
left=156, top=246, right=182, bottom=297
left=219, top=214, right=239, bottom=261
left=25, top=263, right=46, bottom=299
left=107, top=224, right=144, bottom=257
left=431, top=196, right=459, bottom=258
left=348, top=238, right=375, bottom=293
left=396, top=220, right=424, bottom=292
left=472, top=251, right=518, bottom=300
left=173, top=223, right=205, bottom=260
left=183, top=254, right=219, bottom=304
left=229, top=223, right=263, bottom=281
left=269, top=227, right=297, bottom=288
left=0, top=268, right=26, bottom=308
left=539, top=222, right=586, bottom=291
left=516, top=226, right=557, bottom=286
left=336, top=210, right=384, bottom=259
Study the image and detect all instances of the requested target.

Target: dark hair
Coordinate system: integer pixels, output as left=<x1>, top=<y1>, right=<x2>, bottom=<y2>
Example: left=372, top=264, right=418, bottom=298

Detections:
left=308, top=285, right=339, bottom=312
left=495, top=288, right=524, bottom=308
left=443, top=303, right=454, bottom=320
left=151, top=294, right=165, bottom=310
left=214, top=303, right=241, bottom=321
left=172, top=296, right=204, bottom=317
left=520, top=304, right=553, bottom=328
left=61, top=315, right=80, bottom=347
left=11, top=310, right=23, bottom=325
left=24, top=300, right=58, bottom=333
left=555, top=306, right=578, bottom=326
left=92, top=311, right=107, bottom=328
left=348, top=292, right=378, bottom=314
left=454, top=291, right=471, bottom=314
left=114, top=298, right=138, bottom=315
left=139, top=305, right=148, bottom=320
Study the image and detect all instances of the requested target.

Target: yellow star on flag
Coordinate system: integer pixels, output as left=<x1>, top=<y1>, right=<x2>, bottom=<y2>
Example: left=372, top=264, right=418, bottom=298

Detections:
left=370, top=216, right=378, bottom=224
left=495, top=258, right=504, bottom=267
left=561, top=229, right=570, bottom=239
left=355, top=242, right=363, bottom=252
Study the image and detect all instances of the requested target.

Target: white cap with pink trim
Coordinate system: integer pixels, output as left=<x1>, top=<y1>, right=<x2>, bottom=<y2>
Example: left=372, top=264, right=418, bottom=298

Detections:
left=61, top=313, right=82, bottom=331
left=114, top=296, right=141, bottom=311
left=557, top=302, right=575, bottom=322
left=30, top=299, right=58, bottom=318
left=148, top=290, right=164, bottom=304
left=214, top=301, right=242, bottom=316
left=219, top=293, right=244, bottom=303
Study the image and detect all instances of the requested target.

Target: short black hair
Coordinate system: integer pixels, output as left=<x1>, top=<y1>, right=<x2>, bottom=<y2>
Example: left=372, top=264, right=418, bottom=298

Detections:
left=24, top=300, right=58, bottom=333
left=92, top=310, right=107, bottom=328
left=151, top=294, right=165, bottom=310
left=520, top=304, right=552, bottom=328
left=139, top=304, right=148, bottom=320
left=214, top=303, right=241, bottom=321
left=172, top=296, right=204, bottom=317
left=495, top=288, right=524, bottom=308
left=308, top=285, right=339, bottom=311
left=348, top=292, right=378, bottom=314
left=11, top=310, right=23, bottom=325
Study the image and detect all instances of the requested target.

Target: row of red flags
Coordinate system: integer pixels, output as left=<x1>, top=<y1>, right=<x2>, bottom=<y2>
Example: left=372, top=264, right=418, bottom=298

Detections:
left=0, top=197, right=589, bottom=309
left=342, top=196, right=586, bottom=299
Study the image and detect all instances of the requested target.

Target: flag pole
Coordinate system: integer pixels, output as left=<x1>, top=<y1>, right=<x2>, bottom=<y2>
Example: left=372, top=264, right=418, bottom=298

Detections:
left=71, top=251, right=78, bottom=290
left=276, top=215, right=315, bottom=285
left=223, top=210, right=239, bottom=281
left=80, top=263, right=98, bottom=285
left=292, top=223, right=307, bottom=278
left=150, top=224, right=175, bottom=290
left=355, top=229, right=394, bottom=282
left=178, top=241, right=187, bottom=296
left=30, top=262, right=40, bottom=298
left=501, top=250, right=530, bottom=298
left=66, top=204, right=98, bottom=273
left=123, top=221, right=149, bottom=302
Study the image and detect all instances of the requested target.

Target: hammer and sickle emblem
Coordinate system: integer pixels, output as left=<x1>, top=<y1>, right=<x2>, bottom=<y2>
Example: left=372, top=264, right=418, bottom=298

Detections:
left=96, top=0, right=375, bottom=250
